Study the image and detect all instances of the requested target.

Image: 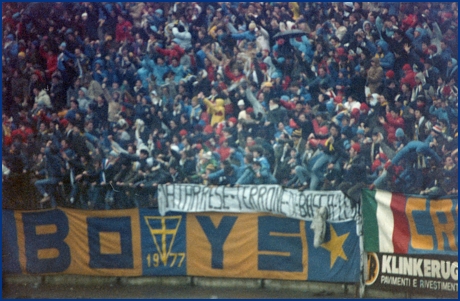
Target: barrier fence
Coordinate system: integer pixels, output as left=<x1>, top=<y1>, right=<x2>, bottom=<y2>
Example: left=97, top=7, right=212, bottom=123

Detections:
left=2, top=185, right=458, bottom=298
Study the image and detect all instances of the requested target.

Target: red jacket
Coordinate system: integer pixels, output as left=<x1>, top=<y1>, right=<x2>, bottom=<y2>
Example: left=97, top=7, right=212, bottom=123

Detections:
left=39, top=46, right=57, bottom=75
left=383, top=112, right=404, bottom=145
left=115, top=20, right=133, bottom=43
left=11, top=127, right=34, bottom=143
left=156, top=44, right=185, bottom=62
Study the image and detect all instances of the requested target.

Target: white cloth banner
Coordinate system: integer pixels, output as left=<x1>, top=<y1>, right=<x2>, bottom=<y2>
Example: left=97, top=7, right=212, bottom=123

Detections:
left=158, top=184, right=357, bottom=222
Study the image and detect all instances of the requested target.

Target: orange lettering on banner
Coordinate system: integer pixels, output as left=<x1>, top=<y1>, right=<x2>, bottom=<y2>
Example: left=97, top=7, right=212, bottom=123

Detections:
left=186, top=212, right=307, bottom=280
left=37, top=248, right=60, bottom=259
left=99, top=232, right=122, bottom=254
left=429, top=199, right=457, bottom=252
left=406, top=197, right=434, bottom=250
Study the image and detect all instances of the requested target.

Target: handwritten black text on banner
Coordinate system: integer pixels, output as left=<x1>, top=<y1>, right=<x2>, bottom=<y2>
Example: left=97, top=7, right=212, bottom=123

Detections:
left=158, top=184, right=355, bottom=222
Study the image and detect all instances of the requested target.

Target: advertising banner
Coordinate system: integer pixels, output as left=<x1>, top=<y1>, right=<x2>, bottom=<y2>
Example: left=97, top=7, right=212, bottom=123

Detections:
left=362, top=190, right=458, bottom=255
left=158, top=184, right=356, bottom=222
left=365, top=252, right=458, bottom=297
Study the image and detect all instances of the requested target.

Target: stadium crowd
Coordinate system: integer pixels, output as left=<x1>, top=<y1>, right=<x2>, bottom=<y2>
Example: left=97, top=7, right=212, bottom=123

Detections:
left=2, top=2, right=458, bottom=210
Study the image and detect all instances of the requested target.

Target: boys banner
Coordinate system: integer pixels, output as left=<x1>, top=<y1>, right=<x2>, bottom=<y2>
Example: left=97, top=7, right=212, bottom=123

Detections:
left=362, top=189, right=458, bottom=255
left=2, top=208, right=359, bottom=282
left=158, top=184, right=356, bottom=222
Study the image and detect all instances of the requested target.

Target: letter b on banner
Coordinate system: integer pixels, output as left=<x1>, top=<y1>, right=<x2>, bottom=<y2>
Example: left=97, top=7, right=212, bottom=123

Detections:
left=22, top=210, right=71, bottom=273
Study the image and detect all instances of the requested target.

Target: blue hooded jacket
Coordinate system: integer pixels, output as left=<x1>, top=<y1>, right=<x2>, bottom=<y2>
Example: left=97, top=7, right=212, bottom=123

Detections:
left=375, top=40, right=395, bottom=71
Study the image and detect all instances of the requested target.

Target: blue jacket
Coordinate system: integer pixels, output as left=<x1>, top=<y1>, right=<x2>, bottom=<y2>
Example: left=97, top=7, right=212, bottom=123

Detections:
left=375, top=40, right=395, bottom=71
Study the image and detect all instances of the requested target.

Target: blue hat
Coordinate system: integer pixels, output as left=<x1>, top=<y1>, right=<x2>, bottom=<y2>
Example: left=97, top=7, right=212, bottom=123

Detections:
left=155, top=9, right=163, bottom=15
left=280, top=95, right=289, bottom=101
left=357, top=128, right=365, bottom=135
left=6, top=34, right=14, bottom=41
left=395, top=128, right=405, bottom=138
left=60, top=42, right=67, bottom=48
left=65, top=28, right=73, bottom=35
left=150, top=25, right=158, bottom=32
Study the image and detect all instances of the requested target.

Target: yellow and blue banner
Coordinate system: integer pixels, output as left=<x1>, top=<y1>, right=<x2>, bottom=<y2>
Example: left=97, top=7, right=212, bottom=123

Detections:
left=3, top=208, right=360, bottom=282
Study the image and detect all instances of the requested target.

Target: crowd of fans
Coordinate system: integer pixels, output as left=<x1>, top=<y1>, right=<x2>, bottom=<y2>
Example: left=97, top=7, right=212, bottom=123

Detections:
left=2, top=2, right=458, bottom=210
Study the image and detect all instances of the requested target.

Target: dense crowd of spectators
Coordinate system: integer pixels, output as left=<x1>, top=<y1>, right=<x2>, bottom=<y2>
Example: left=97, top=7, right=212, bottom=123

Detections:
left=2, top=2, right=458, bottom=210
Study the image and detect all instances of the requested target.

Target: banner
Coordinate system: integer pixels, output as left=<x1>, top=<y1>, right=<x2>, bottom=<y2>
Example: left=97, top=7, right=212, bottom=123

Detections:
left=3, top=208, right=143, bottom=276
left=3, top=208, right=360, bottom=283
left=158, top=184, right=356, bottom=222
left=366, top=252, right=458, bottom=298
left=139, top=209, right=187, bottom=276
left=362, top=190, right=458, bottom=256
left=186, top=212, right=359, bottom=282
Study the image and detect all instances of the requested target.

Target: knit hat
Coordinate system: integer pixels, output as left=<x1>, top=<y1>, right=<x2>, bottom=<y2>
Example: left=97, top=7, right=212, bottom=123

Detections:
left=18, top=52, right=26, bottom=58
left=179, top=129, right=187, bottom=136
left=280, top=95, right=290, bottom=101
left=203, top=125, right=214, bottom=134
left=428, top=45, right=437, bottom=53
left=351, top=143, right=361, bottom=153
left=432, top=124, right=442, bottom=134
left=228, top=117, right=237, bottom=124
left=402, top=64, right=412, bottom=71
left=109, top=151, right=119, bottom=157
left=292, top=129, right=302, bottom=138
left=360, top=102, right=370, bottom=113
left=395, top=128, right=405, bottom=138
left=237, top=99, right=245, bottom=106
left=248, top=22, right=257, bottom=30
left=357, top=128, right=365, bottom=135
left=206, top=163, right=215, bottom=170
left=385, top=70, right=395, bottom=78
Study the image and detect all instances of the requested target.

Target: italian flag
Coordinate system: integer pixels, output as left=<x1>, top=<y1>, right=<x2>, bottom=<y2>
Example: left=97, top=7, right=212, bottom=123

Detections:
left=362, top=189, right=410, bottom=254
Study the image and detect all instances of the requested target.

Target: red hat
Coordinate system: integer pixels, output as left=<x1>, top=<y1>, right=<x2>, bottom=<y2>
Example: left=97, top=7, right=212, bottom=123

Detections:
left=385, top=70, right=395, bottom=79
left=379, top=152, right=388, bottom=162
left=351, top=108, right=360, bottom=120
left=228, top=117, right=237, bottom=124
left=203, top=125, right=214, bottom=134
left=334, top=95, right=343, bottom=104
left=402, top=64, right=412, bottom=71
left=360, top=103, right=369, bottom=113
left=246, top=107, right=254, bottom=114
left=195, top=143, right=202, bottom=150
left=277, top=38, right=285, bottom=45
left=351, top=143, right=361, bottom=153
left=179, top=129, right=187, bottom=136
left=336, top=47, right=346, bottom=56
left=428, top=45, right=437, bottom=53
left=59, top=119, right=69, bottom=128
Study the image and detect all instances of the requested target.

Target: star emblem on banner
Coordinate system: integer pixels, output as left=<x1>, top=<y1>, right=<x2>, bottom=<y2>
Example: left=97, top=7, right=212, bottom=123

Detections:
left=320, top=225, right=349, bottom=268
